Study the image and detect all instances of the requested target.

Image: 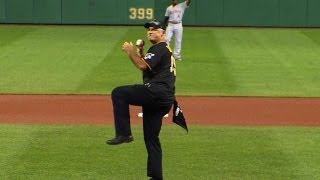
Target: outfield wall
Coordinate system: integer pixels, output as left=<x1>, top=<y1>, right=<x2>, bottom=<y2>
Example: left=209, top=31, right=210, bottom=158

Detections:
left=0, top=0, right=320, bottom=27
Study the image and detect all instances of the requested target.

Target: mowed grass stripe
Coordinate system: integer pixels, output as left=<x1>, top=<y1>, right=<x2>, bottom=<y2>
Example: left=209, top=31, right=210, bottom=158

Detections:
left=181, top=28, right=237, bottom=95
left=0, top=26, right=37, bottom=48
left=1, top=25, right=320, bottom=96
left=1, top=124, right=320, bottom=179
left=201, top=28, right=320, bottom=96
left=77, top=27, right=145, bottom=94
left=0, top=26, right=127, bottom=94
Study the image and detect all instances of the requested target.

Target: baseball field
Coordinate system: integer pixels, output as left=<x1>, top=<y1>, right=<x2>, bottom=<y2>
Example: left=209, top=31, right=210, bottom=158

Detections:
left=1, top=25, right=320, bottom=179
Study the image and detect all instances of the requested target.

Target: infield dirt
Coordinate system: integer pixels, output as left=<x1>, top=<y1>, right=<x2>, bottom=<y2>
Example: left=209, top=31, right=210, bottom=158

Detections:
left=1, top=95, right=320, bottom=126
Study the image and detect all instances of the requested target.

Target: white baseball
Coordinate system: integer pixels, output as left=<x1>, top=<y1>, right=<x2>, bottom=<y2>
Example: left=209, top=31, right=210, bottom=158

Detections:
left=136, top=39, right=145, bottom=47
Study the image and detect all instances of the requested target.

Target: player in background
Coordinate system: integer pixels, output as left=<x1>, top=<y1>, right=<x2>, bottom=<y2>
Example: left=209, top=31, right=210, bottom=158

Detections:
left=163, top=0, right=191, bottom=61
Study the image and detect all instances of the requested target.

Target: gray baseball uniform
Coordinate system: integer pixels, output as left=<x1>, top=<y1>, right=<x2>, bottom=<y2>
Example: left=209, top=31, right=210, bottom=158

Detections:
left=164, top=0, right=190, bottom=60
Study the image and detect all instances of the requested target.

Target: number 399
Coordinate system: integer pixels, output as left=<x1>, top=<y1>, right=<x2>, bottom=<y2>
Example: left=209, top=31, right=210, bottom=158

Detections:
left=129, top=8, right=153, bottom=20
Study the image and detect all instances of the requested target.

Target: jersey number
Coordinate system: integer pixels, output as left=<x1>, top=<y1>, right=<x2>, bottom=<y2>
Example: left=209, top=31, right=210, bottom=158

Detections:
left=170, top=56, right=176, bottom=76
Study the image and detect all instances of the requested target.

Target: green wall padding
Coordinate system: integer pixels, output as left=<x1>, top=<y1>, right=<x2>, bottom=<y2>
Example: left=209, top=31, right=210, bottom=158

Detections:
left=279, top=0, right=307, bottom=27
left=224, top=0, right=279, bottom=26
left=194, top=0, right=223, bottom=26
left=0, top=0, right=5, bottom=22
left=5, top=0, right=33, bottom=23
left=88, top=0, right=118, bottom=24
left=0, top=0, right=319, bottom=27
left=62, top=0, right=88, bottom=24
left=307, top=0, right=320, bottom=27
left=34, top=0, right=61, bottom=24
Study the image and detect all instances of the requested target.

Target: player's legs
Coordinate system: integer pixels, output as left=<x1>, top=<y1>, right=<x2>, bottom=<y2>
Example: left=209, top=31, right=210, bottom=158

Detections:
left=143, top=105, right=171, bottom=180
left=173, top=26, right=183, bottom=60
left=165, top=24, right=174, bottom=46
left=110, top=85, right=154, bottom=138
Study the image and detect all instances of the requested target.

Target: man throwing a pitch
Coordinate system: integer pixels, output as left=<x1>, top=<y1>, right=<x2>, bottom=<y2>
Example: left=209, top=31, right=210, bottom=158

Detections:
left=107, top=20, right=176, bottom=180
left=164, top=0, right=191, bottom=61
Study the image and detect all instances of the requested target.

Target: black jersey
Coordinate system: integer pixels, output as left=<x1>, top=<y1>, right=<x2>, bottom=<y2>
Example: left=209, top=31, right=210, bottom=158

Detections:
left=143, top=42, right=176, bottom=104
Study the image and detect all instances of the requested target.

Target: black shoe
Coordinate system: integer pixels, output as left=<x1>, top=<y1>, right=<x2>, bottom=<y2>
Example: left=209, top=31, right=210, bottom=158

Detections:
left=106, top=135, right=133, bottom=145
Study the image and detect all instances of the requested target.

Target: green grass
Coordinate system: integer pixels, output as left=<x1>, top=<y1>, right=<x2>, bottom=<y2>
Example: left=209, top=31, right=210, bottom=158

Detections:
left=0, top=25, right=143, bottom=94
left=182, top=27, right=320, bottom=96
left=1, top=25, right=320, bottom=180
left=1, top=25, right=320, bottom=96
left=0, top=124, right=320, bottom=179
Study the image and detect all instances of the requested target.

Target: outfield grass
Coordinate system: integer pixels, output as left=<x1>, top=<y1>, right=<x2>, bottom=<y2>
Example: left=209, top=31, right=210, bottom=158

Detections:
left=0, top=124, right=320, bottom=179
left=1, top=25, right=320, bottom=96
left=1, top=25, right=320, bottom=179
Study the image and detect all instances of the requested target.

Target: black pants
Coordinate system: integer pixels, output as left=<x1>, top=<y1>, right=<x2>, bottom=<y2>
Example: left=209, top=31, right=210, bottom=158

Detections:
left=111, top=84, right=172, bottom=179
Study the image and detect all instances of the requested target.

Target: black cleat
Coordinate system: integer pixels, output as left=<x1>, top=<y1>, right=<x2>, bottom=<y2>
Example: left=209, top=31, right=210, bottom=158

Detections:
left=106, top=135, right=133, bottom=145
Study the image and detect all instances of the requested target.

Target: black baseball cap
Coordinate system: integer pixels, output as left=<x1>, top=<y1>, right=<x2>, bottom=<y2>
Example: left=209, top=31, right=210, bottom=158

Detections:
left=144, top=20, right=165, bottom=30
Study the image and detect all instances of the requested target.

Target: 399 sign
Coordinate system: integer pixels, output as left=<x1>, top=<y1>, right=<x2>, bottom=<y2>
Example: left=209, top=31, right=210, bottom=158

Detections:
left=129, top=8, right=154, bottom=20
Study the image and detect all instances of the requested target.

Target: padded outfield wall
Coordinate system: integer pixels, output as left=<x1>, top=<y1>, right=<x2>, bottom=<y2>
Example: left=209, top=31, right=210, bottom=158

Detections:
left=0, top=0, right=320, bottom=27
